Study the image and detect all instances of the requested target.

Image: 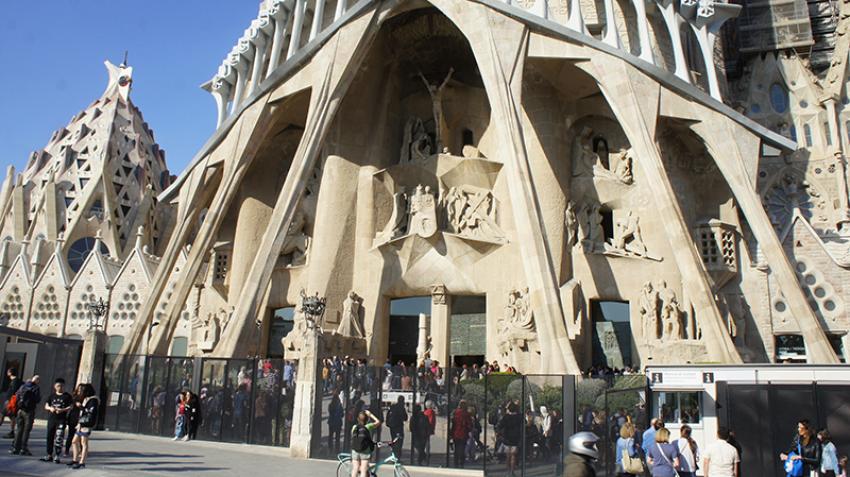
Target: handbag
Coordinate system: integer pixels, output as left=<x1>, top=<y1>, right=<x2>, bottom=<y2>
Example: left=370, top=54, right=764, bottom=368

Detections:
left=784, top=443, right=804, bottom=477
left=622, top=449, right=645, bottom=474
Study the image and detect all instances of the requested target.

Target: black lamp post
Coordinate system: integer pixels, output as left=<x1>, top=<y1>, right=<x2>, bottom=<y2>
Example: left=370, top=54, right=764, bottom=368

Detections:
left=85, top=297, right=108, bottom=331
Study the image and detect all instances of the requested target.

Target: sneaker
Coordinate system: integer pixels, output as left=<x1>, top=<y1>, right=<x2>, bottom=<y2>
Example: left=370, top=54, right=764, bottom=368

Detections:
left=20, top=449, right=32, bottom=456
left=8, top=449, right=19, bottom=455
left=40, top=456, right=54, bottom=462
left=54, top=457, right=61, bottom=464
left=72, top=463, right=85, bottom=469
left=172, top=436, right=179, bottom=441
left=180, top=435, right=189, bottom=441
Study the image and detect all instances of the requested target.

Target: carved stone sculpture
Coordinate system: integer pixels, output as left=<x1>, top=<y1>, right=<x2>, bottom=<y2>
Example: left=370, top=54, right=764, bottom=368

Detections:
left=593, top=148, right=634, bottom=185
left=572, top=127, right=601, bottom=177
left=431, top=284, right=447, bottom=305
left=419, top=68, right=454, bottom=153
left=498, top=287, right=538, bottom=355
left=336, top=291, right=364, bottom=338
left=399, top=117, right=433, bottom=164
left=444, top=186, right=505, bottom=242
left=378, top=186, right=409, bottom=242
left=565, top=201, right=578, bottom=248
left=280, top=208, right=310, bottom=266
left=408, top=185, right=437, bottom=238
left=200, top=312, right=220, bottom=352
left=658, top=281, right=683, bottom=340
left=639, top=281, right=660, bottom=341
left=612, top=210, right=647, bottom=256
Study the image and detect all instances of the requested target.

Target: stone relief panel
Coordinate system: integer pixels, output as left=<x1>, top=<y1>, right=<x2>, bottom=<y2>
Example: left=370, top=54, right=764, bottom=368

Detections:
left=443, top=186, right=505, bottom=243
left=497, top=287, right=538, bottom=356
left=638, top=280, right=690, bottom=342
left=567, top=200, right=659, bottom=260
left=571, top=126, right=634, bottom=185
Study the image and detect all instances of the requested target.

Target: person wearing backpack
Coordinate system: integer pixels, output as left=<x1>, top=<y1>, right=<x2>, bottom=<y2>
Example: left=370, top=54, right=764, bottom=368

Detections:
left=1, top=368, right=22, bottom=438
left=385, top=396, right=407, bottom=458
left=350, top=409, right=381, bottom=477
left=10, top=375, right=41, bottom=456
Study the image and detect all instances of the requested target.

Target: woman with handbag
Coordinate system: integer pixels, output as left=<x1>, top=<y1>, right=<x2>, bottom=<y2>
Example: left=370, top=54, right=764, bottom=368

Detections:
left=67, top=383, right=98, bottom=470
left=616, top=422, right=644, bottom=476
left=646, top=427, right=681, bottom=477
left=676, top=425, right=699, bottom=477
left=780, top=419, right=822, bottom=477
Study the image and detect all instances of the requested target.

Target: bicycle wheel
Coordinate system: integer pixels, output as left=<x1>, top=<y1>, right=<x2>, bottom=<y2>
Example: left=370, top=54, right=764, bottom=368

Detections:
left=337, top=459, right=353, bottom=477
left=393, top=465, right=411, bottom=477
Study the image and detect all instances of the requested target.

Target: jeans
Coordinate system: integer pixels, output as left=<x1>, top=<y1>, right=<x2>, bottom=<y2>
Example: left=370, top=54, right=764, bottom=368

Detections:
left=46, top=418, right=66, bottom=456
left=174, top=415, right=185, bottom=438
left=13, top=409, right=34, bottom=451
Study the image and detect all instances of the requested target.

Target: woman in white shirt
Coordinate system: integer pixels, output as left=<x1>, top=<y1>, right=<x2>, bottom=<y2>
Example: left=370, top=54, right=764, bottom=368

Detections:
left=677, top=424, right=699, bottom=477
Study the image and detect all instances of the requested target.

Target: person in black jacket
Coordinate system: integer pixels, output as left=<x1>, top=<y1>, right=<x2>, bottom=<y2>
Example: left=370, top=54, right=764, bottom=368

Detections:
left=1, top=368, right=22, bottom=438
left=780, top=419, right=821, bottom=475
left=11, top=375, right=41, bottom=455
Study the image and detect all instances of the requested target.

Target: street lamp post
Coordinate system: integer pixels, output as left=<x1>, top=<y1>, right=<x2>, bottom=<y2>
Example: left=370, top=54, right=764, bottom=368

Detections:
left=85, top=297, right=108, bottom=331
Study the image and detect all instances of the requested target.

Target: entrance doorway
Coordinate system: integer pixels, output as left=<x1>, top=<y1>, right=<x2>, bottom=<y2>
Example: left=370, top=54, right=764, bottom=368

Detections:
left=389, top=297, right=430, bottom=365
left=450, top=295, right=486, bottom=366
left=591, top=300, right=632, bottom=369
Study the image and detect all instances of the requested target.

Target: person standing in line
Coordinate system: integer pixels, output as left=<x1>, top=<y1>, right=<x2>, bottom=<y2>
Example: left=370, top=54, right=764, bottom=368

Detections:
left=68, top=383, right=98, bottom=469
left=646, top=427, right=680, bottom=477
left=385, top=395, right=408, bottom=458
left=423, top=400, right=436, bottom=464
left=410, top=404, right=429, bottom=466
left=41, top=378, right=73, bottom=463
left=10, top=375, right=41, bottom=456
left=819, top=429, right=839, bottom=477
left=173, top=392, right=187, bottom=441
left=0, top=368, right=22, bottom=438
left=451, top=399, right=472, bottom=468
left=497, top=403, right=523, bottom=477
left=838, top=455, right=848, bottom=477
left=64, top=384, right=82, bottom=458
left=677, top=424, right=699, bottom=477
left=184, top=391, right=201, bottom=441
left=703, top=427, right=739, bottom=477
left=328, top=393, right=344, bottom=453
left=615, top=421, right=639, bottom=476
left=781, top=419, right=822, bottom=477
left=642, top=418, right=662, bottom=456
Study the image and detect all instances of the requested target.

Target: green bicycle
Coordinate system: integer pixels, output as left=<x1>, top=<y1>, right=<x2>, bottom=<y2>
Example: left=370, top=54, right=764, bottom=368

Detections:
left=336, top=439, right=411, bottom=477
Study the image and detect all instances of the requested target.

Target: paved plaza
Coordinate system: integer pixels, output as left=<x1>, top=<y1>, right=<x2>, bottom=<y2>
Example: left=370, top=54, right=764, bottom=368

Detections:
left=0, top=422, right=474, bottom=477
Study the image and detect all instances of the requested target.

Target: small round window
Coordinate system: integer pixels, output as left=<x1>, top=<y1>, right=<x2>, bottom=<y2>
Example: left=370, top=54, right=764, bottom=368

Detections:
left=770, top=83, right=788, bottom=113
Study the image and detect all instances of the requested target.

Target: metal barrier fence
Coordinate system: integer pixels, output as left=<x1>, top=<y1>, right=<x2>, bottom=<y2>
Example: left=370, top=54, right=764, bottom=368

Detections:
left=311, top=364, right=648, bottom=477
left=102, top=354, right=297, bottom=447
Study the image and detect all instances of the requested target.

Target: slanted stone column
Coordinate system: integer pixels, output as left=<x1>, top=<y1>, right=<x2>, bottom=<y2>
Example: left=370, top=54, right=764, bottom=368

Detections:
left=76, top=329, right=107, bottom=396
left=430, top=285, right=451, bottom=366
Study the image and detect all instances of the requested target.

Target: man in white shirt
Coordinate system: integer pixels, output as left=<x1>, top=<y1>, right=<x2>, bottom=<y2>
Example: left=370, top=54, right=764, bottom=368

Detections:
left=703, top=427, right=740, bottom=477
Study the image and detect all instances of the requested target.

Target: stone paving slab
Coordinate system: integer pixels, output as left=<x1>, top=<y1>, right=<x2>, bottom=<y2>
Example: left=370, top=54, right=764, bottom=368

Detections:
left=0, top=422, right=481, bottom=477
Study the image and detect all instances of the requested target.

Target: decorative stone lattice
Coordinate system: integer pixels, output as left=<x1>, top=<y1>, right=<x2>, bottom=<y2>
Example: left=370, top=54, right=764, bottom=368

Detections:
left=1, top=286, right=26, bottom=323
left=773, top=258, right=845, bottom=325
left=32, top=286, right=62, bottom=325
left=70, top=285, right=97, bottom=324
left=110, top=283, right=142, bottom=330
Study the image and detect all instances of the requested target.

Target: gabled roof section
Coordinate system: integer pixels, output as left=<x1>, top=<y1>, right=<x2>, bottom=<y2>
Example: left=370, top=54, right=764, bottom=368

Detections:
left=0, top=249, right=32, bottom=290
left=779, top=209, right=850, bottom=268
left=69, top=237, right=122, bottom=288
left=33, top=240, right=73, bottom=289
left=114, top=227, right=158, bottom=283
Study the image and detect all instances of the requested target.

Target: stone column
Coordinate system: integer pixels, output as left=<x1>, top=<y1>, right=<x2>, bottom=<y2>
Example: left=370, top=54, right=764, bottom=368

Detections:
left=288, top=332, right=322, bottom=458
left=416, top=312, right=428, bottom=363
left=430, top=285, right=451, bottom=366
left=76, top=329, right=107, bottom=396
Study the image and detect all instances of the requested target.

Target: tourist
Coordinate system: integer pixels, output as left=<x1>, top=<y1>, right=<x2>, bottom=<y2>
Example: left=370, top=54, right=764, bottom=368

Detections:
left=385, top=395, right=407, bottom=458
left=642, top=418, right=663, bottom=455
left=423, top=400, right=436, bottom=462
left=549, top=409, right=564, bottom=459
left=410, top=404, right=429, bottom=465
left=819, top=429, right=839, bottom=477
left=10, top=374, right=41, bottom=456
left=677, top=424, right=699, bottom=477
left=451, top=399, right=472, bottom=468
left=0, top=368, right=21, bottom=438
left=615, top=421, right=640, bottom=476
left=173, top=391, right=187, bottom=441
left=539, top=406, right=552, bottom=460
left=466, top=405, right=483, bottom=462
left=350, top=409, right=380, bottom=477
left=68, top=383, right=98, bottom=469
left=524, top=409, right=542, bottom=461
left=328, top=393, right=344, bottom=453
left=497, top=402, right=523, bottom=476
left=838, top=455, right=848, bottom=477
left=781, top=419, right=822, bottom=476
left=564, top=431, right=600, bottom=477
left=646, top=427, right=680, bottom=477
left=702, top=427, right=739, bottom=477
left=64, top=384, right=83, bottom=458
left=41, top=378, right=73, bottom=463
left=184, top=391, right=201, bottom=441
left=727, top=430, right=742, bottom=476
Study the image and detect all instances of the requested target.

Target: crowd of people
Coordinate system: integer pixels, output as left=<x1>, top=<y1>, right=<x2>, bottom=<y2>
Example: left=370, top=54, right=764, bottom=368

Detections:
left=0, top=368, right=99, bottom=470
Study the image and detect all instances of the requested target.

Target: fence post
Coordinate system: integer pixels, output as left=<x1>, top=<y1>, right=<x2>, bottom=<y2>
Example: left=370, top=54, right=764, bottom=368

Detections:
left=521, top=377, right=526, bottom=476
left=247, top=357, right=257, bottom=444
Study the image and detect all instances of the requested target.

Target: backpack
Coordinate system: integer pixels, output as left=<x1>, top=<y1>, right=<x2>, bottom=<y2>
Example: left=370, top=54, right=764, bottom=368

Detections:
left=5, top=394, right=17, bottom=415
left=351, top=424, right=374, bottom=453
left=386, top=405, right=403, bottom=429
left=15, top=384, right=35, bottom=412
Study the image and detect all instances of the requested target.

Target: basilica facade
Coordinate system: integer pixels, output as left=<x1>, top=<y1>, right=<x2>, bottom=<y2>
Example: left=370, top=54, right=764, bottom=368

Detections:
left=2, top=0, right=850, bottom=373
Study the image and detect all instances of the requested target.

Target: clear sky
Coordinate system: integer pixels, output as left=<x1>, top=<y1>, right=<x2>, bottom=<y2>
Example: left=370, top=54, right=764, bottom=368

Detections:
left=0, top=1, right=260, bottom=179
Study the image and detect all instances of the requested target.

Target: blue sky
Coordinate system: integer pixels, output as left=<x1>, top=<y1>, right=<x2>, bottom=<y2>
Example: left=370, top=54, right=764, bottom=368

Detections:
left=0, top=1, right=260, bottom=179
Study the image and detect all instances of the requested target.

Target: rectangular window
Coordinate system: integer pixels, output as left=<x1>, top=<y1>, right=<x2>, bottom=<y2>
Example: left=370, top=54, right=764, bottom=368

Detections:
left=214, top=251, right=229, bottom=282
left=652, top=391, right=701, bottom=424
left=775, top=334, right=807, bottom=362
left=828, top=334, right=846, bottom=363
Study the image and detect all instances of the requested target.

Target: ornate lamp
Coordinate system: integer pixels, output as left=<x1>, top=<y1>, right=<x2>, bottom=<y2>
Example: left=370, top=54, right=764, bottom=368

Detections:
left=85, top=297, right=109, bottom=330
left=299, top=290, right=327, bottom=329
